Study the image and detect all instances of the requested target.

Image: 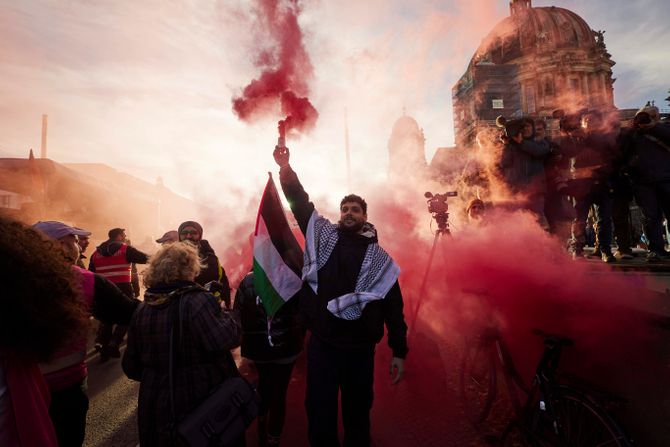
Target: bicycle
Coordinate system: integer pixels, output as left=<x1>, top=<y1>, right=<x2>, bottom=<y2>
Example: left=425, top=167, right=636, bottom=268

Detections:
left=459, top=292, right=634, bottom=446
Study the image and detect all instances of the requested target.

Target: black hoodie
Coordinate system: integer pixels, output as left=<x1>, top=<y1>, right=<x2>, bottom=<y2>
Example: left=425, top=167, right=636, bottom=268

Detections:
left=193, top=239, right=230, bottom=299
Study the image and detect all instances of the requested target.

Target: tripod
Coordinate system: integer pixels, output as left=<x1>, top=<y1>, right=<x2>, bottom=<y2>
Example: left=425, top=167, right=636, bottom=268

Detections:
left=408, top=210, right=451, bottom=338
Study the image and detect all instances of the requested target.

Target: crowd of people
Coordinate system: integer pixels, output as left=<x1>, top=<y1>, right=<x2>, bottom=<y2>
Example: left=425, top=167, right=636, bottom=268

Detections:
left=0, top=144, right=409, bottom=447
left=466, top=104, right=670, bottom=263
left=6, top=102, right=665, bottom=446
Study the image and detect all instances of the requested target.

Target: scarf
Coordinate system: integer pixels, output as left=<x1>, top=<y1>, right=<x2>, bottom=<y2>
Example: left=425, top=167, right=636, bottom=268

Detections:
left=144, top=281, right=202, bottom=306
left=303, top=210, right=400, bottom=320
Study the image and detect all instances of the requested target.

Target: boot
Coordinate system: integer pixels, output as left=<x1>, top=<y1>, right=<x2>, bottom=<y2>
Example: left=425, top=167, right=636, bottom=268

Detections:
left=601, top=251, right=616, bottom=263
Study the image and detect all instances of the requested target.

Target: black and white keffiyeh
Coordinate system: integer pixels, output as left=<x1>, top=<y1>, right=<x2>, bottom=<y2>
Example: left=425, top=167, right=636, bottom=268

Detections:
left=303, top=210, right=400, bottom=320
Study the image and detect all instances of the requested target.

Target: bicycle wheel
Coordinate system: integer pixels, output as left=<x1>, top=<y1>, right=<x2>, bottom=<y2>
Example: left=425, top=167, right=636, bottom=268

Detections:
left=459, top=334, right=497, bottom=425
left=531, top=386, right=633, bottom=447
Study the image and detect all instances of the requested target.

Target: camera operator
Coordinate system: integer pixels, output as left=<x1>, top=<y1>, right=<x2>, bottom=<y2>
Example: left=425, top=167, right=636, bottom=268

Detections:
left=620, top=105, right=670, bottom=261
left=499, top=117, right=552, bottom=223
left=566, top=111, right=621, bottom=262
left=537, top=119, right=574, bottom=247
left=466, top=198, right=486, bottom=223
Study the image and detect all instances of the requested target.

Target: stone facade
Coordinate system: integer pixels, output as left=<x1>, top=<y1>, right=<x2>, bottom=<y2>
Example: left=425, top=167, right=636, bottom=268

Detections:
left=452, top=0, right=616, bottom=147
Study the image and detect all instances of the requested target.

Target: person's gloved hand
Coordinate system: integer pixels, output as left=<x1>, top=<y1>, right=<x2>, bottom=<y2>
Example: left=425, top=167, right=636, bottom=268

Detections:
left=204, top=280, right=223, bottom=294
left=273, top=145, right=290, bottom=168
left=204, top=281, right=231, bottom=308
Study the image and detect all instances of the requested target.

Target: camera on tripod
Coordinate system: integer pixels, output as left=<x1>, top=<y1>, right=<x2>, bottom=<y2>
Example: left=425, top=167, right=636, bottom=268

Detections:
left=425, top=191, right=457, bottom=234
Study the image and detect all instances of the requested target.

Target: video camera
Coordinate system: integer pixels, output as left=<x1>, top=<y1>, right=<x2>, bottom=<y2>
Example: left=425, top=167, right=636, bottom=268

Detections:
left=633, top=112, right=652, bottom=127
left=425, top=191, right=457, bottom=214
left=423, top=191, right=458, bottom=214
left=552, top=108, right=588, bottom=132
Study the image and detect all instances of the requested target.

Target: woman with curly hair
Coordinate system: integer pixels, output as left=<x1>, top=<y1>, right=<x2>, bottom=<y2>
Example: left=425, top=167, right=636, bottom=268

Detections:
left=122, top=241, right=243, bottom=446
left=0, top=216, right=90, bottom=447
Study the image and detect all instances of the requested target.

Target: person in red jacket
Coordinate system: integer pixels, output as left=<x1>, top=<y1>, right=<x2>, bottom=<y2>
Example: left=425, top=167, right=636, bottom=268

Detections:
left=90, top=227, right=149, bottom=360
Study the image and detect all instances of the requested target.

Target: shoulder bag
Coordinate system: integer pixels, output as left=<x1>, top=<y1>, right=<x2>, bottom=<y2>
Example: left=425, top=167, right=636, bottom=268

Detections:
left=169, top=294, right=259, bottom=446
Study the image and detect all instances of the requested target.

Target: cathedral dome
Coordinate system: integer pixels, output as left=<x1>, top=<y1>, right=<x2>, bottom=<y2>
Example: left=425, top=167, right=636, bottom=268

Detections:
left=387, top=113, right=427, bottom=182
left=390, top=116, right=421, bottom=140
left=452, top=0, right=615, bottom=148
left=473, top=3, right=601, bottom=65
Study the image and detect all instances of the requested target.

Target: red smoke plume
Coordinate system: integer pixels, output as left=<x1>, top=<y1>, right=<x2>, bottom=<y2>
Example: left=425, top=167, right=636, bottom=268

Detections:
left=232, top=0, right=318, bottom=139
left=369, top=197, right=668, bottom=445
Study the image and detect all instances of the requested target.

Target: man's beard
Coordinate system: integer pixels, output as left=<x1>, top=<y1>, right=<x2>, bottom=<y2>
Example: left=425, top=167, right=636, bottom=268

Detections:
left=338, top=219, right=364, bottom=234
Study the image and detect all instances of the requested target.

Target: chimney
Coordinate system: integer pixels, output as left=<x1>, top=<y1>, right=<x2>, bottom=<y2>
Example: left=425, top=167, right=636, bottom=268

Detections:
left=40, top=114, right=48, bottom=159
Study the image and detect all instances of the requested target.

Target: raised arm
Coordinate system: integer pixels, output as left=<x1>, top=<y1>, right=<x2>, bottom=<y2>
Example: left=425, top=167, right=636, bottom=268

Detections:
left=273, top=145, right=315, bottom=234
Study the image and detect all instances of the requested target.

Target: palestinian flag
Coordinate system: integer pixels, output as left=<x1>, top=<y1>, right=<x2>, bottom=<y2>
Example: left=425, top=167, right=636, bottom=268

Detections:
left=253, top=174, right=304, bottom=318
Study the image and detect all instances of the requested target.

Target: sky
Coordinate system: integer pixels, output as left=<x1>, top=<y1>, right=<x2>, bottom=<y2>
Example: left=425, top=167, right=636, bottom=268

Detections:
left=0, top=0, right=668, bottom=207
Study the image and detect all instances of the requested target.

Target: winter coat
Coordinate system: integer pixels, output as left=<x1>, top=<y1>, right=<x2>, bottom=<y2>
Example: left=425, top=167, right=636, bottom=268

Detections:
left=621, top=123, right=670, bottom=184
left=500, top=138, right=551, bottom=194
left=234, top=272, right=304, bottom=362
left=541, top=137, right=570, bottom=195
left=194, top=240, right=231, bottom=299
left=279, top=165, right=408, bottom=358
left=122, top=282, right=242, bottom=447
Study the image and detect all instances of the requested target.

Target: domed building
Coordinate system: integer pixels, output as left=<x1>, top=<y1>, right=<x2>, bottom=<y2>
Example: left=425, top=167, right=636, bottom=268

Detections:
left=452, top=0, right=615, bottom=147
left=388, top=112, right=428, bottom=181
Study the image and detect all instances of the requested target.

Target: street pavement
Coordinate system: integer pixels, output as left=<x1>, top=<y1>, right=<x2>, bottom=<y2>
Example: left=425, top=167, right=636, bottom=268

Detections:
left=83, top=334, right=486, bottom=447
left=83, top=347, right=139, bottom=447
left=82, top=252, right=670, bottom=447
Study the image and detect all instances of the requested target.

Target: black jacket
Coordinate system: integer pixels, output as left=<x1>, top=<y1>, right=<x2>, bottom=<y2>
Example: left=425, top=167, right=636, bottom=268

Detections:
left=91, top=274, right=141, bottom=325
left=279, top=165, right=408, bottom=358
left=194, top=239, right=231, bottom=300
left=499, top=138, right=550, bottom=194
left=558, top=131, right=621, bottom=197
left=621, top=124, right=670, bottom=184
left=234, top=272, right=304, bottom=361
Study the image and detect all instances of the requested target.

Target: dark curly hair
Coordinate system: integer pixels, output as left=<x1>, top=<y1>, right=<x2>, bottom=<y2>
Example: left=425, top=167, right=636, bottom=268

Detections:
left=340, top=194, right=367, bottom=214
left=0, top=216, right=89, bottom=362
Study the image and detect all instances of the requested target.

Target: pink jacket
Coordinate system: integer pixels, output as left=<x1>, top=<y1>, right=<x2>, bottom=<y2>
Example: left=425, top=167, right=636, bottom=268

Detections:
left=40, top=266, right=95, bottom=391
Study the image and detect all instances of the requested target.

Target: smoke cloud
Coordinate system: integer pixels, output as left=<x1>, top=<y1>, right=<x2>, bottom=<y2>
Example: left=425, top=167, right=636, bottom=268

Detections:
left=366, top=191, right=668, bottom=445
left=231, top=0, right=318, bottom=139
